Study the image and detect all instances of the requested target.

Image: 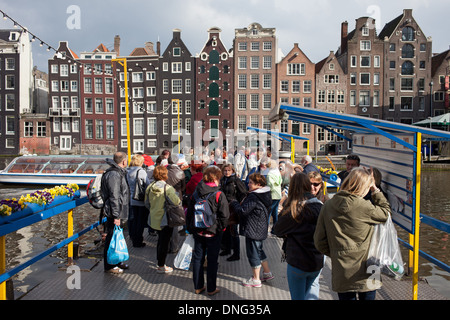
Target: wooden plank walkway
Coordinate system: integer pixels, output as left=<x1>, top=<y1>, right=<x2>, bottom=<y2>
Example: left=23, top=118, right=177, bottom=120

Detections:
left=20, top=230, right=448, bottom=301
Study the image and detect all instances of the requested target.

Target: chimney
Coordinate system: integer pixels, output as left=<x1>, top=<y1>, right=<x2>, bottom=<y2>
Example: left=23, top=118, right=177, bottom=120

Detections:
left=341, top=21, right=348, bottom=54
left=114, top=35, right=120, bottom=56
left=145, top=42, right=155, bottom=55
left=157, top=41, right=161, bottom=56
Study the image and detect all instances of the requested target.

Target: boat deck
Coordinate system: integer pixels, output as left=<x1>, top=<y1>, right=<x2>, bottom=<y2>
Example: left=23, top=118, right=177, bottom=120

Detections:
left=20, top=229, right=448, bottom=302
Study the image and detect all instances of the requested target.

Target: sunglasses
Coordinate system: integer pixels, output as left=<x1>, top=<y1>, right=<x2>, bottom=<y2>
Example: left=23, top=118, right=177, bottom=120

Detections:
left=311, top=182, right=322, bottom=187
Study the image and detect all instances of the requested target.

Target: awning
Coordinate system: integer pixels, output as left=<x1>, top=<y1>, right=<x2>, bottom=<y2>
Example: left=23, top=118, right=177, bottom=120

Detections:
left=246, top=127, right=309, bottom=142
left=269, top=104, right=450, bottom=149
left=413, top=113, right=450, bottom=127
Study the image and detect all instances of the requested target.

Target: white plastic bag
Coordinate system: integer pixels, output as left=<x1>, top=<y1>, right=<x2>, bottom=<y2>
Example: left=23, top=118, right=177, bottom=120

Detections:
left=174, top=234, right=194, bottom=270
left=367, top=214, right=405, bottom=280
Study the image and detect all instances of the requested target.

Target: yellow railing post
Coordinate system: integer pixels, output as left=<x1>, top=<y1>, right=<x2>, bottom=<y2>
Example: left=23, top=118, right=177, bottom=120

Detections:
left=112, top=58, right=131, bottom=163
left=67, top=209, right=74, bottom=266
left=0, top=235, right=5, bottom=300
left=412, top=132, right=422, bottom=300
left=291, top=137, right=295, bottom=163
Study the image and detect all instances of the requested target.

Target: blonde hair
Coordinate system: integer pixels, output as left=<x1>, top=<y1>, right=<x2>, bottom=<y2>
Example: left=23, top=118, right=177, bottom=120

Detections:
left=130, top=154, right=144, bottom=167
left=268, top=159, right=278, bottom=169
left=340, top=167, right=374, bottom=197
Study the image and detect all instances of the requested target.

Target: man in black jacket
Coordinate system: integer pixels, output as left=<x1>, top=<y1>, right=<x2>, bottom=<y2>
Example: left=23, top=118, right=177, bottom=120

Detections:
left=101, top=151, right=130, bottom=274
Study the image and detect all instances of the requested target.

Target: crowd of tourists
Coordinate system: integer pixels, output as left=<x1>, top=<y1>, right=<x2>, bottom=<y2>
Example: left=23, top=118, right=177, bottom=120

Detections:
left=99, top=148, right=390, bottom=300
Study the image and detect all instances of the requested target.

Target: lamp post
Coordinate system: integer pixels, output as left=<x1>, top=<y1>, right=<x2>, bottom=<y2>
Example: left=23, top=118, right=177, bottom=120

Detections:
left=429, top=81, right=433, bottom=161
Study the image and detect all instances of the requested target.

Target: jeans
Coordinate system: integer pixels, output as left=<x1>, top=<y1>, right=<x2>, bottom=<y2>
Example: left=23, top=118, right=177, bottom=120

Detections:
left=245, top=238, right=267, bottom=268
left=338, top=290, right=377, bottom=300
left=222, top=224, right=240, bottom=255
left=269, top=200, right=280, bottom=230
left=128, top=205, right=149, bottom=246
left=287, top=264, right=322, bottom=300
left=104, top=218, right=123, bottom=271
left=192, top=232, right=223, bottom=293
left=156, top=226, right=173, bottom=267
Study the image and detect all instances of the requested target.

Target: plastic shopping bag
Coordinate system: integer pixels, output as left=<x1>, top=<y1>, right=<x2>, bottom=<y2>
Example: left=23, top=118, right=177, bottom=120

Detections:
left=367, top=214, right=404, bottom=280
left=174, top=234, right=194, bottom=270
left=107, top=226, right=129, bottom=265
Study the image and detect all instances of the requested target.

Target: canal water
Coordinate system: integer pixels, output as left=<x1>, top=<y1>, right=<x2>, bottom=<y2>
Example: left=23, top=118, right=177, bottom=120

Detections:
left=0, top=167, right=449, bottom=299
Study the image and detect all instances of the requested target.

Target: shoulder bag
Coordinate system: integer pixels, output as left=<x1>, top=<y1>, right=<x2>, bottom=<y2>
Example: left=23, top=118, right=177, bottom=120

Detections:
left=164, top=184, right=186, bottom=227
left=133, top=168, right=146, bottom=201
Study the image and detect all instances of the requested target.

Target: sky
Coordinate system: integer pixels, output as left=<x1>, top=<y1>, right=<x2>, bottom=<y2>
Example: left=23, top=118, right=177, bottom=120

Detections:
left=1, top=0, right=449, bottom=71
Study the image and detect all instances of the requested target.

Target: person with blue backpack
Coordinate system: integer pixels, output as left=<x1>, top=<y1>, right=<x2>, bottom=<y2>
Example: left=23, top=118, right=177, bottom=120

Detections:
left=186, top=166, right=230, bottom=296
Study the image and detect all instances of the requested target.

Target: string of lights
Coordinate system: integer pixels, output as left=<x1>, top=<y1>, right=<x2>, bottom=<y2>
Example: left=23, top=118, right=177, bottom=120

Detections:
left=0, top=9, right=172, bottom=114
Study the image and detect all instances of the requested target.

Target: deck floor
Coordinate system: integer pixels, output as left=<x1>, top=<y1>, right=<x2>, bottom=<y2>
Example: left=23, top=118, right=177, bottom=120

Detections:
left=20, top=229, right=448, bottom=301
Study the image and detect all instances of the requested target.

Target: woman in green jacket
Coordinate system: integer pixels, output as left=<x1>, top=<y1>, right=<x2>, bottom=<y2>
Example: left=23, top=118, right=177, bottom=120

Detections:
left=145, top=165, right=181, bottom=274
left=314, top=167, right=390, bottom=300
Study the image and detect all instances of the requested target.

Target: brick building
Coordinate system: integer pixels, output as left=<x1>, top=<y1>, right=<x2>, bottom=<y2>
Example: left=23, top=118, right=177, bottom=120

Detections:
left=196, top=27, right=234, bottom=150
left=379, top=9, right=433, bottom=124
left=276, top=43, right=315, bottom=154
left=233, top=23, right=277, bottom=150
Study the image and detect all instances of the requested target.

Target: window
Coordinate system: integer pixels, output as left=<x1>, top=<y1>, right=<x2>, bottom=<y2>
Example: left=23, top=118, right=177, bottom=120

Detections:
left=401, top=78, right=413, bottom=91
left=263, top=74, right=272, bottom=89
left=263, top=42, right=272, bottom=51
left=389, top=97, right=395, bottom=110
left=318, top=90, right=325, bottom=103
left=132, top=72, right=144, bottom=82
left=134, top=119, right=144, bottom=135
left=292, top=80, right=300, bottom=93
left=374, top=56, right=380, bottom=68
left=37, top=122, right=46, bottom=137
left=84, top=78, right=92, bottom=93
left=251, top=56, right=259, bottom=69
left=287, top=63, right=305, bottom=75
left=263, top=56, right=272, bottom=69
left=238, top=74, right=247, bottom=89
left=280, top=80, right=289, bottom=93
left=360, top=56, right=370, bottom=67
left=303, top=80, right=312, bottom=93
left=171, top=62, right=182, bottom=73
left=84, top=98, right=93, bottom=113
left=94, top=78, right=103, bottom=93
left=173, top=47, right=181, bottom=56
left=209, top=100, right=219, bottom=116
left=402, top=27, right=415, bottom=41
left=359, top=91, right=370, bottom=106
left=327, top=90, right=335, bottom=104
left=5, top=75, right=15, bottom=89
left=389, top=78, right=395, bottom=91
left=5, top=58, right=15, bottom=70
left=250, top=74, right=259, bottom=89
left=24, top=121, right=33, bottom=137
left=402, top=44, right=414, bottom=58
left=238, top=94, right=247, bottom=110
left=209, top=50, right=220, bottom=64
left=373, top=91, right=380, bottom=107
left=60, top=136, right=71, bottom=151
left=401, top=97, right=413, bottom=110
left=351, top=55, right=357, bottom=67
left=360, top=73, right=370, bottom=85
left=95, top=120, right=104, bottom=139
left=251, top=42, right=259, bottom=51
left=6, top=94, right=15, bottom=110
left=95, top=98, right=104, bottom=113
left=401, top=61, right=414, bottom=75
left=263, top=94, right=272, bottom=109
left=106, top=99, right=114, bottom=114
left=238, top=57, right=247, bottom=69
left=250, top=94, right=259, bottom=110
left=85, top=120, right=93, bottom=139
left=374, top=73, right=380, bottom=85
left=238, top=42, right=247, bottom=51
left=60, top=65, right=68, bottom=76
left=209, top=66, right=219, bottom=80
left=350, top=73, right=357, bottom=85
left=360, top=40, right=371, bottom=51
left=238, top=116, right=246, bottom=134
left=106, top=120, right=114, bottom=140
left=172, top=79, right=182, bottom=94
left=209, top=83, right=219, bottom=97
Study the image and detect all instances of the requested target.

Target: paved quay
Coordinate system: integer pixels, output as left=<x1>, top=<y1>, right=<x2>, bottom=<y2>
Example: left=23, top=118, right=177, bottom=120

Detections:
left=20, top=230, right=448, bottom=301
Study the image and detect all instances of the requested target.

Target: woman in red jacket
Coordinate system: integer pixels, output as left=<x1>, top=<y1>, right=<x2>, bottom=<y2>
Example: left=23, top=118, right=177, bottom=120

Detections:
left=185, top=161, right=205, bottom=196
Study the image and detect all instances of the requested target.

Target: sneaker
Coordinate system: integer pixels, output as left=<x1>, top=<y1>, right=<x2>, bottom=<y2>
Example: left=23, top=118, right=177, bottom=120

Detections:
left=106, top=266, right=123, bottom=274
left=242, top=277, right=262, bottom=288
left=156, top=265, right=173, bottom=274
left=262, top=272, right=274, bottom=282
left=226, top=254, right=240, bottom=261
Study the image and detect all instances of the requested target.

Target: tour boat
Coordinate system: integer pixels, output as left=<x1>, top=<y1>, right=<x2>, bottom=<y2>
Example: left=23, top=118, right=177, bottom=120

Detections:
left=0, top=155, right=112, bottom=186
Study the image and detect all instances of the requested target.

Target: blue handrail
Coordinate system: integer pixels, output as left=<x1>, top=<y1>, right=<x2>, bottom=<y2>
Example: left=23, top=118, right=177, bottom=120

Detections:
left=0, top=196, right=103, bottom=285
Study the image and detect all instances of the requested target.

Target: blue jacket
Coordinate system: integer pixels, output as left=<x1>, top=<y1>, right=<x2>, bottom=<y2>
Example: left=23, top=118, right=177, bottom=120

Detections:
left=230, top=186, right=272, bottom=241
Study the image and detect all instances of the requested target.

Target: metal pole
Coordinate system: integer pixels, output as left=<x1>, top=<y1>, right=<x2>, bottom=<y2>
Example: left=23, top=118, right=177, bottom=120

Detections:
left=112, top=58, right=132, bottom=163
left=429, top=82, right=433, bottom=161
left=67, top=209, right=74, bottom=266
left=412, top=132, right=422, bottom=300
left=0, top=236, right=5, bottom=300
